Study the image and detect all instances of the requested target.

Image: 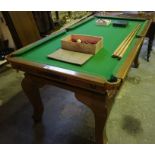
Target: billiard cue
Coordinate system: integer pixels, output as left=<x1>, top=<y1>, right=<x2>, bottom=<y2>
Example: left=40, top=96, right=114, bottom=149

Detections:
left=117, top=24, right=141, bottom=59
left=113, top=25, right=138, bottom=57
left=112, top=24, right=140, bottom=58
left=112, top=24, right=140, bottom=57
left=112, top=29, right=137, bottom=57
left=114, top=24, right=141, bottom=58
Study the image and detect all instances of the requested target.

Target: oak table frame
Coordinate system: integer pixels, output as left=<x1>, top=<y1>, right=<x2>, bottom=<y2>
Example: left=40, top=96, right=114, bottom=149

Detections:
left=7, top=15, right=151, bottom=144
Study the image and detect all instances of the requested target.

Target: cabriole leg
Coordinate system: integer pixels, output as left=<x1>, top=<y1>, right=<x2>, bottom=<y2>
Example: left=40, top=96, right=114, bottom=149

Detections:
left=21, top=74, right=44, bottom=123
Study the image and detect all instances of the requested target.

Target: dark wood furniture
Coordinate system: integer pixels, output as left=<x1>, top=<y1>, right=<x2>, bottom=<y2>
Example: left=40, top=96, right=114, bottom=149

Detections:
left=146, top=18, right=155, bottom=61
left=2, top=11, right=41, bottom=48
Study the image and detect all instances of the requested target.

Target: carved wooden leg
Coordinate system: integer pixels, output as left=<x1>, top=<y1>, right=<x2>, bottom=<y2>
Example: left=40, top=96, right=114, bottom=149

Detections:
left=147, top=38, right=153, bottom=62
left=21, top=74, right=44, bottom=123
left=94, top=112, right=107, bottom=144
left=147, top=34, right=155, bottom=62
left=147, top=23, right=155, bottom=62
left=133, top=45, right=142, bottom=68
left=75, top=91, right=110, bottom=144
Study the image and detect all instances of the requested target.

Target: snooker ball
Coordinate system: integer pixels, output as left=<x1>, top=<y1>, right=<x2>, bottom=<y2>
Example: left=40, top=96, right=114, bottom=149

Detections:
left=89, top=41, right=97, bottom=44
left=76, top=39, right=82, bottom=43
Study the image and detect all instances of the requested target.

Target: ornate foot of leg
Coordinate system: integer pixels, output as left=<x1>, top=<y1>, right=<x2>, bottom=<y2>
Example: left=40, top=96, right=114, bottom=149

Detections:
left=75, top=91, right=109, bottom=144
left=21, top=74, right=44, bottom=123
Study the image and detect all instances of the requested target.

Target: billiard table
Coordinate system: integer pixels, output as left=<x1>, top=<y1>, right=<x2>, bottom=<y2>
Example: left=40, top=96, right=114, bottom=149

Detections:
left=7, top=15, right=151, bottom=143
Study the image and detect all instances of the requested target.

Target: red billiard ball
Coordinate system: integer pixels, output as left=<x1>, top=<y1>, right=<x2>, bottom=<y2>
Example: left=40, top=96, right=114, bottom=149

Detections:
left=72, top=38, right=76, bottom=42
